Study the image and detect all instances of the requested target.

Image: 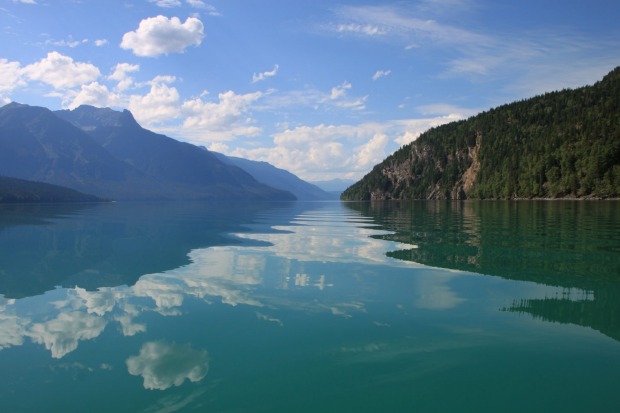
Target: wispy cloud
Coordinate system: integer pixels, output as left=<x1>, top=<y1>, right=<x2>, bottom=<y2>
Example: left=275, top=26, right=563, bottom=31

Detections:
left=372, top=69, right=391, bottom=80
left=252, top=64, right=279, bottom=83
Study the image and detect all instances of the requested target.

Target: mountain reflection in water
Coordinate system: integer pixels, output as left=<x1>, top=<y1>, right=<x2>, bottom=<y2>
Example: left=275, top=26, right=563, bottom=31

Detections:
left=345, top=200, right=620, bottom=342
left=0, top=200, right=619, bottom=412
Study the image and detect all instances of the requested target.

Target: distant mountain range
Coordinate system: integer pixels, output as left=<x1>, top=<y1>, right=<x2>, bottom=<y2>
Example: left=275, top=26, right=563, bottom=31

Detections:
left=342, top=66, right=620, bottom=200
left=212, top=152, right=336, bottom=200
left=0, top=102, right=331, bottom=201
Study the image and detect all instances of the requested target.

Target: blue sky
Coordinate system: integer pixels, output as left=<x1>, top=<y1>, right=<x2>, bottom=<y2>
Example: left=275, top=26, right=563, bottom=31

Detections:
left=1, top=0, right=619, bottom=181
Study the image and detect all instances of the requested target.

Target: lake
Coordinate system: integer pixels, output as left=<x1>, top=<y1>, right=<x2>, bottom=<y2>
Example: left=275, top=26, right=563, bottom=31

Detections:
left=0, top=200, right=619, bottom=412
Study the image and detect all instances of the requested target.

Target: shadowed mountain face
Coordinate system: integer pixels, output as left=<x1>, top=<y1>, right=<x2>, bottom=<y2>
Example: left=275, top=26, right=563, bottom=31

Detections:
left=0, top=103, right=294, bottom=201
left=0, top=176, right=105, bottom=203
left=0, top=103, right=152, bottom=199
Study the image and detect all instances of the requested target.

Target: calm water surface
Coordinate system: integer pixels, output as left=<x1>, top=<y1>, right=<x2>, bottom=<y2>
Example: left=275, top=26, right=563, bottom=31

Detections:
left=0, top=200, right=619, bottom=412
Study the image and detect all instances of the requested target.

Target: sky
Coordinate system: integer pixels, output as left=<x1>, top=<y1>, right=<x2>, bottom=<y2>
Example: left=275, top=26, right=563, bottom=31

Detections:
left=1, top=0, right=619, bottom=182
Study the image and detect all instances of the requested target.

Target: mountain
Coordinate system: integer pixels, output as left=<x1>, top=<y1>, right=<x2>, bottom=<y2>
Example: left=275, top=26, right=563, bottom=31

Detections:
left=310, top=178, right=356, bottom=194
left=55, top=105, right=295, bottom=201
left=212, top=152, right=336, bottom=200
left=0, top=102, right=156, bottom=199
left=0, top=176, right=106, bottom=203
left=0, top=102, right=294, bottom=201
left=342, top=67, right=620, bottom=200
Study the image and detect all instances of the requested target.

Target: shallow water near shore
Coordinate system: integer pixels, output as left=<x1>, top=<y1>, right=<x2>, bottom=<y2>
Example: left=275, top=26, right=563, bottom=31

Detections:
left=1, top=200, right=619, bottom=412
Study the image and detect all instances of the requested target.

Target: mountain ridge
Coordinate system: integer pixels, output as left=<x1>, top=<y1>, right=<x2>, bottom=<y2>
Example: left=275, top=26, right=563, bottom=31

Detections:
left=212, top=152, right=336, bottom=200
left=0, top=102, right=296, bottom=201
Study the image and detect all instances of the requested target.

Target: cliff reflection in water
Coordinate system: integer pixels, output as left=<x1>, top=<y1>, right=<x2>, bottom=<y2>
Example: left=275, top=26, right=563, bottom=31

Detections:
left=345, top=200, right=620, bottom=342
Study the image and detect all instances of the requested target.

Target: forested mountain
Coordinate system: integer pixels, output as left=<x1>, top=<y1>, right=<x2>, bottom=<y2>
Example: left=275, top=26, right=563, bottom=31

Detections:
left=342, top=67, right=620, bottom=200
left=0, top=176, right=105, bottom=203
left=0, top=103, right=294, bottom=201
left=212, top=152, right=336, bottom=200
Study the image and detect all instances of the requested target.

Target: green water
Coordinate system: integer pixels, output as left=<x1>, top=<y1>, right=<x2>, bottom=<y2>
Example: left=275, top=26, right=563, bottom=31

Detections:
left=0, top=200, right=619, bottom=412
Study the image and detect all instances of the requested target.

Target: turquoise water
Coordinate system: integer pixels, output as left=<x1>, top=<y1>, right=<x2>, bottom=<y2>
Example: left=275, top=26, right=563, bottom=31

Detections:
left=0, top=200, right=619, bottom=412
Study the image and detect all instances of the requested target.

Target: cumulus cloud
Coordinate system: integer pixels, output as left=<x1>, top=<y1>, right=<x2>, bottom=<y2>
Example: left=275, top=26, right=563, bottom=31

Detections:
left=21, top=51, right=100, bottom=89
left=252, top=64, right=279, bottom=83
left=180, top=90, right=262, bottom=140
left=0, top=58, right=24, bottom=95
left=126, top=341, right=209, bottom=390
left=232, top=112, right=465, bottom=181
left=121, top=15, right=205, bottom=57
left=0, top=313, right=26, bottom=350
left=109, top=62, right=140, bottom=91
left=128, top=77, right=181, bottom=126
left=94, top=39, right=108, bottom=47
left=27, top=311, right=107, bottom=358
left=66, top=82, right=121, bottom=109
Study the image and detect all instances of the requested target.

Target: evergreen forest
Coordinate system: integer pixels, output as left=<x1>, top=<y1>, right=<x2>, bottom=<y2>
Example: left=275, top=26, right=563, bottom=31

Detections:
left=342, top=67, right=620, bottom=200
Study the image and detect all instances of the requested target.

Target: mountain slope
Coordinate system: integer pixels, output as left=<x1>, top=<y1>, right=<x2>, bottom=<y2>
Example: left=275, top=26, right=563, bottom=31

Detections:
left=0, top=176, right=106, bottom=203
left=55, top=105, right=294, bottom=200
left=212, top=152, right=335, bottom=200
left=342, top=67, right=620, bottom=200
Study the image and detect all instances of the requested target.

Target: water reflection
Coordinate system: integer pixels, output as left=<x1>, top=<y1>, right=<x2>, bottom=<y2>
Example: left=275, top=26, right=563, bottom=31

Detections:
left=1, top=201, right=619, bottom=412
left=345, top=200, right=620, bottom=341
left=0, top=201, right=298, bottom=298
left=0, top=202, right=427, bottom=359
left=126, top=341, right=209, bottom=390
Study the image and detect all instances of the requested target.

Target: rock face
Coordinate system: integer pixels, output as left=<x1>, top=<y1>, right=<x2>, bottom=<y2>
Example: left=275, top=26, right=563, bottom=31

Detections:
left=342, top=67, right=620, bottom=201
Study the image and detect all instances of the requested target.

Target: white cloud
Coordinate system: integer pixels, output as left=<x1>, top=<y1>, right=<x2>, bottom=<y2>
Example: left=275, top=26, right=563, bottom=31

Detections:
left=27, top=311, right=107, bottom=358
left=372, top=69, right=391, bottom=80
left=114, top=313, right=147, bottom=337
left=252, top=64, right=279, bottom=83
left=0, top=313, right=26, bottom=350
left=44, top=36, right=88, bottom=48
left=186, top=0, right=220, bottom=15
left=21, top=51, right=100, bottom=89
left=12, top=0, right=36, bottom=4
left=180, top=90, right=262, bottom=140
left=94, top=39, right=108, bottom=47
left=126, top=341, right=209, bottom=390
left=149, top=0, right=181, bottom=7
left=327, top=81, right=366, bottom=111
left=121, top=15, right=205, bottom=57
left=74, top=287, right=121, bottom=316
left=0, top=58, right=24, bottom=95
left=352, top=132, right=390, bottom=169
left=336, top=23, right=387, bottom=36
left=330, top=81, right=351, bottom=100
left=232, top=112, right=464, bottom=181
left=128, top=77, right=181, bottom=126
left=109, top=62, right=140, bottom=91
left=66, top=81, right=120, bottom=109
